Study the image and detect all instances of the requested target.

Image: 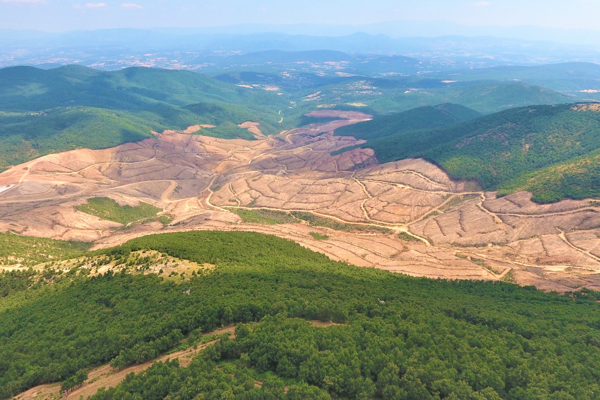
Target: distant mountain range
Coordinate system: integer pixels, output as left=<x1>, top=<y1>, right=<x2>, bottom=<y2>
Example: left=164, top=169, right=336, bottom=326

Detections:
left=1, top=28, right=600, bottom=71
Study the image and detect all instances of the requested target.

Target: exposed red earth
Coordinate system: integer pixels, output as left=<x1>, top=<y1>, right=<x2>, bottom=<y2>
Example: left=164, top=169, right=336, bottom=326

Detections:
left=2, top=110, right=600, bottom=291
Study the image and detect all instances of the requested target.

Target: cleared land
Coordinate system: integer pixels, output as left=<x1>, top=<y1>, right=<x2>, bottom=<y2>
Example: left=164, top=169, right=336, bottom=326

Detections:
left=1, top=111, right=600, bottom=291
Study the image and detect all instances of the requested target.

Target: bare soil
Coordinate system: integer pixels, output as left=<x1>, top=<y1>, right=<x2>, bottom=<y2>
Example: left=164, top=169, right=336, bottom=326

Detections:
left=1, top=111, right=600, bottom=292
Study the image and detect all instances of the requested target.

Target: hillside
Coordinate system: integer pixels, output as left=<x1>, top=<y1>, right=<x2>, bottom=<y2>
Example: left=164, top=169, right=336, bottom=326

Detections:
left=350, top=103, right=600, bottom=202
left=2, top=231, right=600, bottom=400
left=0, top=65, right=267, bottom=111
left=435, top=62, right=600, bottom=93
left=291, top=77, right=571, bottom=115
left=0, top=104, right=263, bottom=169
left=435, top=81, right=572, bottom=114
left=0, top=66, right=286, bottom=170
left=334, top=103, right=481, bottom=141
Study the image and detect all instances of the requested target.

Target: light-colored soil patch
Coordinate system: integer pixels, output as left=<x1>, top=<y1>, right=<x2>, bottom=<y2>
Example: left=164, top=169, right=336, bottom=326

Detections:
left=2, top=110, right=600, bottom=291
left=183, top=124, right=216, bottom=134
left=238, top=121, right=266, bottom=139
left=571, top=103, right=600, bottom=112
left=310, top=320, right=343, bottom=327
left=32, top=250, right=214, bottom=280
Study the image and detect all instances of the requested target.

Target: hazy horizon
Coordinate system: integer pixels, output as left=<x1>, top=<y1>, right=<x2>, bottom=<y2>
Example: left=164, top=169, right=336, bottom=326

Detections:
left=3, top=0, right=600, bottom=35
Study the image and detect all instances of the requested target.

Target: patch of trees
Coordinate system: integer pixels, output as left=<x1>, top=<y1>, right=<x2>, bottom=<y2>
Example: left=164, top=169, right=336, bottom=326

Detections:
left=1, top=231, right=600, bottom=399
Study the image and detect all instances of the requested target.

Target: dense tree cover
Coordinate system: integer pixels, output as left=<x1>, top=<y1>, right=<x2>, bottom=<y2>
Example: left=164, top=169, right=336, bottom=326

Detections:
left=60, top=369, right=88, bottom=395
left=0, top=231, right=90, bottom=267
left=91, top=358, right=332, bottom=400
left=352, top=104, right=600, bottom=202
left=0, top=268, right=82, bottom=299
left=0, top=65, right=286, bottom=169
left=2, top=231, right=600, bottom=399
left=334, top=104, right=480, bottom=141
left=499, top=152, right=600, bottom=203
left=0, top=66, right=282, bottom=112
left=76, top=197, right=163, bottom=225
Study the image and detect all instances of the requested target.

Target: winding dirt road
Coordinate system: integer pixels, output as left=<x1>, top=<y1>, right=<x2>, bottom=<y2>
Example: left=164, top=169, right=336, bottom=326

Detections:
left=1, top=111, right=600, bottom=291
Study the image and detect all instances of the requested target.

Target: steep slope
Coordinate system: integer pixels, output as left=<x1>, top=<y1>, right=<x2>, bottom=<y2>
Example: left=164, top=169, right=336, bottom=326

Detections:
left=334, top=103, right=480, bottom=141
left=356, top=103, right=600, bottom=202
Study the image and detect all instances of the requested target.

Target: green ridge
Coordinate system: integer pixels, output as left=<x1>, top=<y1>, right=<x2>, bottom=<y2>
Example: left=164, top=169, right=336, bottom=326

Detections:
left=351, top=103, right=600, bottom=202
left=1, top=231, right=600, bottom=399
left=0, top=65, right=286, bottom=169
left=334, top=103, right=481, bottom=141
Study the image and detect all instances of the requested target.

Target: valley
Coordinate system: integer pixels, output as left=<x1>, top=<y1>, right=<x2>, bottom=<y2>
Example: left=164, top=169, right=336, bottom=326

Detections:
left=2, top=109, right=600, bottom=292
left=5, top=13, right=600, bottom=400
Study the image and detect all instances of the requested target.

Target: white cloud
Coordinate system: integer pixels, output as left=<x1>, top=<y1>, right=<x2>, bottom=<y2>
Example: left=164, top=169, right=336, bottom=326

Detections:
left=473, top=1, right=491, bottom=6
left=84, top=2, right=106, bottom=7
left=121, top=3, right=142, bottom=9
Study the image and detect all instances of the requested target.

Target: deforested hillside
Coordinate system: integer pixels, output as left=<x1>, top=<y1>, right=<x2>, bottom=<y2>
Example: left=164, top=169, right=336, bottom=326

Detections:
left=0, top=66, right=286, bottom=170
left=2, top=231, right=600, bottom=400
left=344, top=103, right=600, bottom=202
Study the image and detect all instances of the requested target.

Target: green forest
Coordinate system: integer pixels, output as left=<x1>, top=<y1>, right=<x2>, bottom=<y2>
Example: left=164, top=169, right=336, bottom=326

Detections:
left=0, top=66, right=287, bottom=170
left=344, top=103, right=600, bottom=202
left=1, top=231, right=600, bottom=399
left=334, top=104, right=481, bottom=141
left=0, top=232, right=90, bottom=267
left=0, top=63, right=583, bottom=172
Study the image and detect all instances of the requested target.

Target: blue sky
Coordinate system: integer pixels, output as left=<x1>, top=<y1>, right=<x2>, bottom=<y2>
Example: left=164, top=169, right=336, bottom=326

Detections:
left=1, top=0, right=600, bottom=32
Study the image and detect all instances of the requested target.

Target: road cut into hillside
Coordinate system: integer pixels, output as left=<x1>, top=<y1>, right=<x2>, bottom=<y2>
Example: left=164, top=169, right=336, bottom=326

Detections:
left=2, top=110, right=600, bottom=291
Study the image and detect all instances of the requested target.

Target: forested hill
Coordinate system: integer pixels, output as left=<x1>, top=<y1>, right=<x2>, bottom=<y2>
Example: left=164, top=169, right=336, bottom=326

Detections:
left=0, top=65, right=286, bottom=170
left=334, top=103, right=481, bottom=141
left=2, top=231, right=600, bottom=399
left=348, top=102, right=600, bottom=203
left=0, top=65, right=270, bottom=110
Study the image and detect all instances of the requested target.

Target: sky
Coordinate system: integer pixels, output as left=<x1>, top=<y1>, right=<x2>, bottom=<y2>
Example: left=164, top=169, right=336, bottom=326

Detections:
left=1, top=0, right=600, bottom=32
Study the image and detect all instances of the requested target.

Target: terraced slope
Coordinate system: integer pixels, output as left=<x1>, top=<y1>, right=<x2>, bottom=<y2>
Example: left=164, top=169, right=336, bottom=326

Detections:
left=3, top=110, right=600, bottom=290
left=351, top=103, right=600, bottom=202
